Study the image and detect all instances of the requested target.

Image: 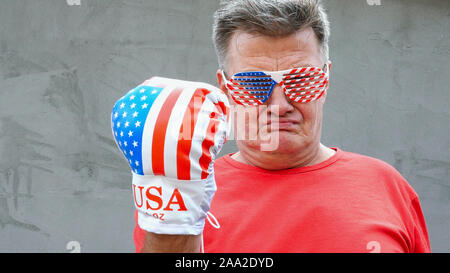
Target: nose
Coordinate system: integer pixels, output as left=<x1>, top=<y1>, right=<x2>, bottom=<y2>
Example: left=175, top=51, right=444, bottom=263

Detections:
left=266, top=84, right=294, bottom=116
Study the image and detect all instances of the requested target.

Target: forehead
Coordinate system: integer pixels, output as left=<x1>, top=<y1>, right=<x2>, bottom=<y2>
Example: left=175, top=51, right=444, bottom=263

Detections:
left=226, top=27, right=322, bottom=72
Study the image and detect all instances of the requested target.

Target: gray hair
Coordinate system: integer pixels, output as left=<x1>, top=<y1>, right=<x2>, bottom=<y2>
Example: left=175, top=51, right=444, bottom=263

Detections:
left=212, top=0, right=330, bottom=71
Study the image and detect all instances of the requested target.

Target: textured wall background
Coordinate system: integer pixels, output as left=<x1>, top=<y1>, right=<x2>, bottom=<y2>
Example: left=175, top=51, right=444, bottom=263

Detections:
left=0, top=0, right=448, bottom=252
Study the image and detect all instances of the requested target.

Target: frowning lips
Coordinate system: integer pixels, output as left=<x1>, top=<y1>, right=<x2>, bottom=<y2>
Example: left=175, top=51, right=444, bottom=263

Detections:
left=263, top=118, right=300, bottom=131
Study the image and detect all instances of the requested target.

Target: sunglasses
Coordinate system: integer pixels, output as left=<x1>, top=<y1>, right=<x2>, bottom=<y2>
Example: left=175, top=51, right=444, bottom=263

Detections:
left=222, top=63, right=329, bottom=106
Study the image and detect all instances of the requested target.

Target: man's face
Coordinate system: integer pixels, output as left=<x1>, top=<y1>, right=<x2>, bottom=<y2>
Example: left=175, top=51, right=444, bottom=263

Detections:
left=217, top=27, right=329, bottom=156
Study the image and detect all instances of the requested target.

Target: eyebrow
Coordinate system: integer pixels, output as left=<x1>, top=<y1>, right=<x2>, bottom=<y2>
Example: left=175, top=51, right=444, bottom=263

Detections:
left=264, top=64, right=319, bottom=73
left=292, top=63, right=314, bottom=68
left=224, top=64, right=322, bottom=78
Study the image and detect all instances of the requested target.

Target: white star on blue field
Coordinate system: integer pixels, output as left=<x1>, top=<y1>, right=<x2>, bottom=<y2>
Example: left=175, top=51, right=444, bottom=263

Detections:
left=112, top=86, right=164, bottom=174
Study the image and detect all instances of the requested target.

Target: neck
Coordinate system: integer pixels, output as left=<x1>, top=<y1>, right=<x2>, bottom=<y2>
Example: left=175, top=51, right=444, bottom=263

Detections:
left=232, top=143, right=335, bottom=170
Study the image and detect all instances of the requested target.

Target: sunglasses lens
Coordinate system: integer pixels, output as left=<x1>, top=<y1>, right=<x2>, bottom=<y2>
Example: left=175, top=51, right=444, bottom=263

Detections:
left=282, top=68, right=329, bottom=103
left=228, top=72, right=274, bottom=106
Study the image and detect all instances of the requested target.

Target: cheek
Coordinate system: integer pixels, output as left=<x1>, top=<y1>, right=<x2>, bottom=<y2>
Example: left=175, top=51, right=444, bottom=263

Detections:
left=230, top=104, right=260, bottom=141
left=294, top=102, right=323, bottom=130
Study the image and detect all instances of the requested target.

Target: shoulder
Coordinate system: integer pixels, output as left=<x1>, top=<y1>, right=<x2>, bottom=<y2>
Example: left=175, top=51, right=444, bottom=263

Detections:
left=214, top=153, right=240, bottom=174
left=214, top=154, right=230, bottom=166
left=214, top=154, right=231, bottom=170
left=340, top=149, right=396, bottom=171
left=341, top=150, right=402, bottom=177
left=339, top=149, right=419, bottom=200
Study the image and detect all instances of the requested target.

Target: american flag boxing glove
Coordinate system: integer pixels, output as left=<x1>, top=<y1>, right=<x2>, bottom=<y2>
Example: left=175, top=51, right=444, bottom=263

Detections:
left=111, top=77, right=230, bottom=235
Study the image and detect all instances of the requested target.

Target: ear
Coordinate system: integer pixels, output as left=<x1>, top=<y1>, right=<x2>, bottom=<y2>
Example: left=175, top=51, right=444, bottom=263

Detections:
left=322, top=60, right=331, bottom=103
left=216, top=69, right=230, bottom=96
left=322, top=89, right=328, bottom=101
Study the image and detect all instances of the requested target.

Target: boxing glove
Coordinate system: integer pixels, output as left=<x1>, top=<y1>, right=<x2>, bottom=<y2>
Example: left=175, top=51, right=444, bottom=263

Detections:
left=111, top=76, right=230, bottom=235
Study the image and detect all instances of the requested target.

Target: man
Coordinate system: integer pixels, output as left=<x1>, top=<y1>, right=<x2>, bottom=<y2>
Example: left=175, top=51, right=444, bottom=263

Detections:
left=126, top=0, right=430, bottom=252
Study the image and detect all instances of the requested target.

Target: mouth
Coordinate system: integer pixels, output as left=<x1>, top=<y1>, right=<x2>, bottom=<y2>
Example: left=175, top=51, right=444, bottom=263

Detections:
left=264, top=119, right=299, bottom=131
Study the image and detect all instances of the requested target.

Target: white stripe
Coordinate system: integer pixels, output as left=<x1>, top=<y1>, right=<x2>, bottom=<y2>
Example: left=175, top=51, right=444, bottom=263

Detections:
left=205, top=93, right=229, bottom=176
left=189, top=97, right=217, bottom=180
left=141, top=84, right=175, bottom=175
left=206, top=109, right=228, bottom=174
left=163, top=86, right=197, bottom=179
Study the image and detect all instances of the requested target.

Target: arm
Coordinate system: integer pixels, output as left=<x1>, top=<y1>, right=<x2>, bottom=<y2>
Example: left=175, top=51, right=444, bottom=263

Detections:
left=141, top=232, right=201, bottom=253
left=410, top=196, right=431, bottom=253
left=111, top=77, right=229, bottom=254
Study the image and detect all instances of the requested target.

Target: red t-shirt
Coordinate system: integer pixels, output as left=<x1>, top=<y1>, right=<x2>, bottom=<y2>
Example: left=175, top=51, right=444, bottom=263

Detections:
left=133, top=147, right=431, bottom=253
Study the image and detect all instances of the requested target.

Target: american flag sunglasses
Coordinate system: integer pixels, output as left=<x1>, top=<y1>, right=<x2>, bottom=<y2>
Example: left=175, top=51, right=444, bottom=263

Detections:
left=222, top=63, right=329, bottom=106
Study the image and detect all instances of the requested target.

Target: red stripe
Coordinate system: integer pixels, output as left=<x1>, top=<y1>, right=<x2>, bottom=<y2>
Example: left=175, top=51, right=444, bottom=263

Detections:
left=216, top=101, right=229, bottom=118
left=236, top=97, right=260, bottom=101
left=198, top=100, right=229, bottom=179
left=231, top=94, right=262, bottom=105
left=315, top=90, right=325, bottom=100
left=232, top=86, right=246, bottom=90
left=284, top=76, right=325, bottom=85
left=199, top=114, right=220, bottom=179
left=176, top=88, right=210, bottom=180
left=230, top=95, right=244, bottom=105
left=232, top=96, right=252, bottom=105
left=227, top=83, right=245, bottom=90
left=236, top=97, right=260, bottom=102
left=292, top=89, right=325, bottom=103
left=216, top=100, right=230, bottom=125
left=289, top=81, right=315, bottom=88
left=288, top=89, right=321, bottom=97
left=151, top=88, right=184, bottom=176
left=232, top=90, right=269, bottom=95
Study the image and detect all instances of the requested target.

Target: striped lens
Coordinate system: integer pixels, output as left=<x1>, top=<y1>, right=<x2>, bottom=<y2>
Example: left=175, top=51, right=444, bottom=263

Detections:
left=226, top=72, right=275, bottom=106
left=281, top=67, right=329, bottom=103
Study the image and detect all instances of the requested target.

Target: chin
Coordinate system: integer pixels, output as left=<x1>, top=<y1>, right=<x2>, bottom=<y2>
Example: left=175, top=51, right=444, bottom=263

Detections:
left=259, top=130, right=309, bottom=153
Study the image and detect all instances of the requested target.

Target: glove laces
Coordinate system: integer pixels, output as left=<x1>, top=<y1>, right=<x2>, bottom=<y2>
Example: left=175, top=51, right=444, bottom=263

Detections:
left=201, top=211, right=221, bottom=253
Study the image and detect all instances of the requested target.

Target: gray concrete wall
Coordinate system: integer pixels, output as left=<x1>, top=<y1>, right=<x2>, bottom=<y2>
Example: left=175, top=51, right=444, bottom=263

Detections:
left=0, top=0, right=448, bottom=252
